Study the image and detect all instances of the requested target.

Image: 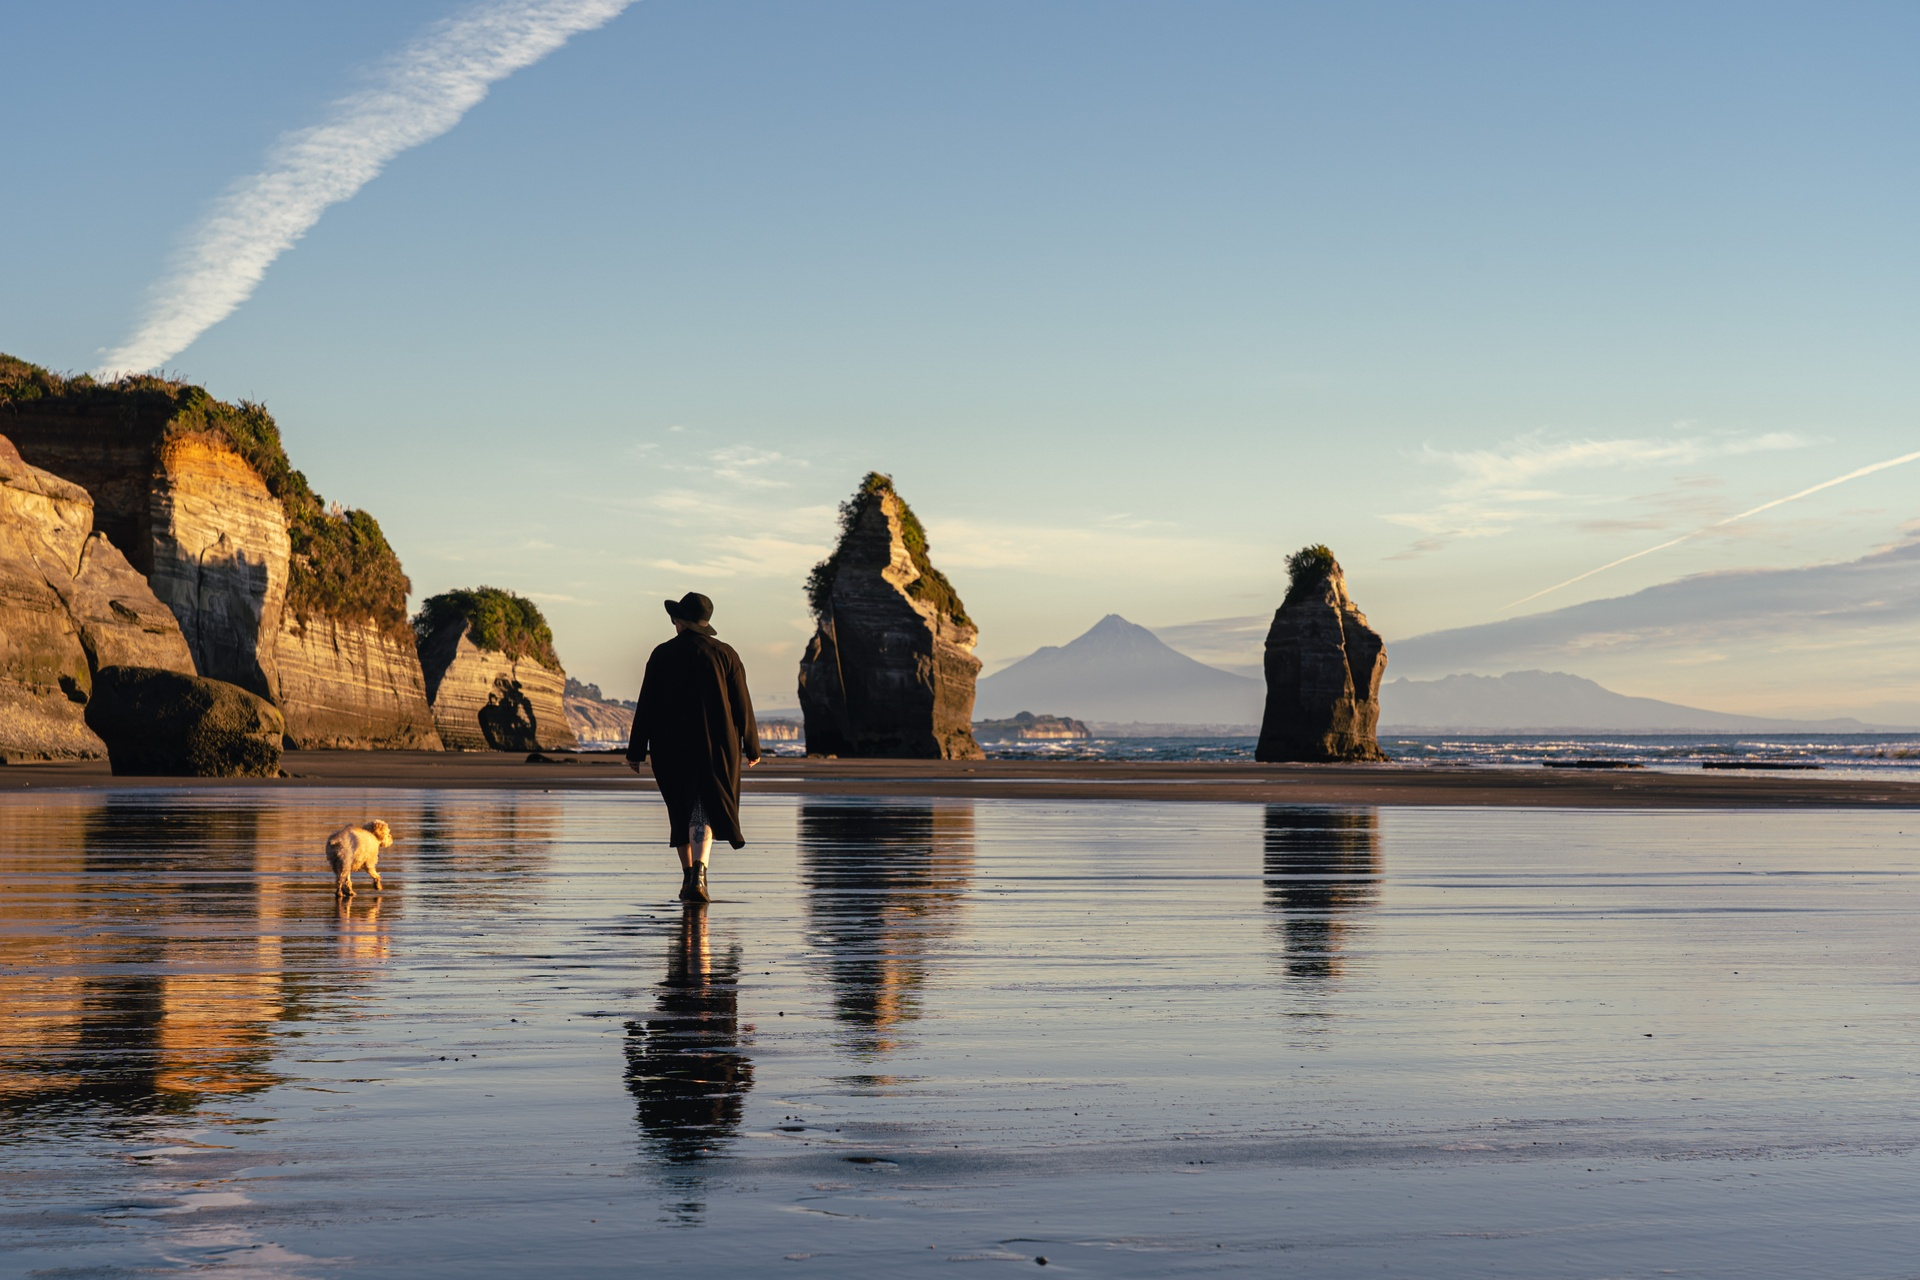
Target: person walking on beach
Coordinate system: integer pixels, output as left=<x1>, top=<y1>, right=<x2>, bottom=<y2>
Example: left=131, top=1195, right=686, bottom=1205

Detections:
left=626, top=593, right=761, bottom=902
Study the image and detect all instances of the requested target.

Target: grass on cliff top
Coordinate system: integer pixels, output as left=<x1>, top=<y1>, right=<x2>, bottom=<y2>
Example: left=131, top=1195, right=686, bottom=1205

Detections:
left=805, top=471, right=973, bottom=627
left=415, top=587, right=561, bottom=671
left=1284, top=543, right=1341, bottom=604
left=0, top=354, right=411, bottom=635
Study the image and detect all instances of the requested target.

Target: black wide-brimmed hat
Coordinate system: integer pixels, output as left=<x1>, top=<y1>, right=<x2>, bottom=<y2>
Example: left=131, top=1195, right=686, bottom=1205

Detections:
left=664, top=591, right=716, bottom=635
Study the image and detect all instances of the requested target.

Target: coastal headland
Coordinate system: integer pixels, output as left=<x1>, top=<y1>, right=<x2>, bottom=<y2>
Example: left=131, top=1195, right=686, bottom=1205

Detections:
left=5, top=749, right=1917, bottom=808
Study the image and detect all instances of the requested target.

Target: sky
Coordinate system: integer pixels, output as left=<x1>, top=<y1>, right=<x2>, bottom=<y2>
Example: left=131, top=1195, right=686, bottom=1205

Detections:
left=4, top=1, right=1916, bottom=716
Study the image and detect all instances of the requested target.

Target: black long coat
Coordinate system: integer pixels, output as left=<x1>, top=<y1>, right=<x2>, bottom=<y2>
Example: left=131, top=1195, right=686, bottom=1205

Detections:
left=627, top=631, right=761, bottom=848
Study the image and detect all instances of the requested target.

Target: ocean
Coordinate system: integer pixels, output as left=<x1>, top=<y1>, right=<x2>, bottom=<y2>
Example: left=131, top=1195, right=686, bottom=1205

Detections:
left=842, top=731, right=1920, bottom=776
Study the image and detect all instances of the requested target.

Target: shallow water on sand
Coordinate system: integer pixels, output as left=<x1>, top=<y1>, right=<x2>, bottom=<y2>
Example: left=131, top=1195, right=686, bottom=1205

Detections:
left=3, top=791, right=1919, bottom=1277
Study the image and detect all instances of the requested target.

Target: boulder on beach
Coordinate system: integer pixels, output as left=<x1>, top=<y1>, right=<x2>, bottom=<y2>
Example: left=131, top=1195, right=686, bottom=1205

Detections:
left=1255, top=545, right=1388, bottom=763
left=85, top=665, right=285, bottom=777
left=0, top=355, right=441, bottom=750
left=416, top=587, right=577, bottom=752
left=797, top=473, right=983, bottom=760
left=0, top=433, right=197, bottom=762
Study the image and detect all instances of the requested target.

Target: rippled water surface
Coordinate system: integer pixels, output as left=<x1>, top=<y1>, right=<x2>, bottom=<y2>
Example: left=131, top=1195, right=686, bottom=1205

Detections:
left=4, top=790, right=1919, bottom=1277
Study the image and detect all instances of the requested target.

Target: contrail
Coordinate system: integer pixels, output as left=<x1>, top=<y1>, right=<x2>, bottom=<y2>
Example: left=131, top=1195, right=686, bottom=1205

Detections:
left=95, top=0, right=635, bottom=379
left=1502, top=447, right=1920, bottom=612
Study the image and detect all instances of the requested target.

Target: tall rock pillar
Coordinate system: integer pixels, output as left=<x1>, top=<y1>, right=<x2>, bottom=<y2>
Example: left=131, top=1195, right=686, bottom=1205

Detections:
left=798, top=473, right=984, bottom=760
left=1255, top=546, right=1388, bottom=763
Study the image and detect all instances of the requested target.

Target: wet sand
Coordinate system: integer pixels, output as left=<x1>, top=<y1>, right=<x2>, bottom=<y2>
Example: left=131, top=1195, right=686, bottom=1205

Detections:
left=4, top=748, right=1920, bottom=807
left=5, top=790, right=1919, bottom=1277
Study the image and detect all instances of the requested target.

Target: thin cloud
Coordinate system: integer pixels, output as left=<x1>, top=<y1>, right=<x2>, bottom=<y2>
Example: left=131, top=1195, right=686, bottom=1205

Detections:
left=704, top=445, right=806, bottom=490
left=95, top=0, right=635, bottom=376
left=1383, top=429, right=1810, bottom=553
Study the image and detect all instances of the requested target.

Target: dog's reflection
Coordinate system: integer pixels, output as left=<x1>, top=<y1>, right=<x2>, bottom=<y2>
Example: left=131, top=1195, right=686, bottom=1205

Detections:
left=624, top=905, right=753, bottom=1183
left=332, top=895, right=390, bottom=964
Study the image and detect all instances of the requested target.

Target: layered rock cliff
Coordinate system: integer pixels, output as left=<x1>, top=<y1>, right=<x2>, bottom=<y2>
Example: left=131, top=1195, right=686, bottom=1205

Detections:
left=798, top=473, right=983, bottom=759
left=1255, top=546, right=1388, bottom=763
left=416, top=588, right=576, bottom=751
left=0, top=434, right=195, bottom=761
left=562, top=678, right=635, bottom=749
left=278, top=613, right=442, bottom=749
left=0, top=356, right=440, bottom=750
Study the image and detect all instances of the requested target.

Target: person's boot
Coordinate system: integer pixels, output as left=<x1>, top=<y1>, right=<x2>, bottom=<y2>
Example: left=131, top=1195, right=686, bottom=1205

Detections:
left=677, top=866, right=701, bottom=902
left=689, top=862, right=711, bottom=902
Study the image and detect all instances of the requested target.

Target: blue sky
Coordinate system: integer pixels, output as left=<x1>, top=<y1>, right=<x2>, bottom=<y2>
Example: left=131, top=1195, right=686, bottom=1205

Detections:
left=5, top=1, right=1916, bottom=714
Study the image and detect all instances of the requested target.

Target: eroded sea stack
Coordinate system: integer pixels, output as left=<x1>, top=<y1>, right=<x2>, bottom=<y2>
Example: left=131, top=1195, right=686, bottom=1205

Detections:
left=415, top=587, right=577, bottom=751
left=0, top=356, right=441, bottom=750
left=0, top=435, right=197, bottom=760
left=798, top=473, right=983, bottom=760
left=1255, top=545, right=1388, bottom=763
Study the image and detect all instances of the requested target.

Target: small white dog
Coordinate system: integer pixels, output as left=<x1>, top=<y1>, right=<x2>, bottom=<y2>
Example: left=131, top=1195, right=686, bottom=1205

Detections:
left=326, top=820, right=393, bottom=897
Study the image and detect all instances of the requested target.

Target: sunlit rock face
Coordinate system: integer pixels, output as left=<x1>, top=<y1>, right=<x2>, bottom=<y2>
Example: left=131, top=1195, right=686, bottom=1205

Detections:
left=1255, top=552, right=1388, bottom=763
left=2, top=401, right=288, bottom=700
left=277, top=614, right=442, bottom=750
left=0, top=435, right=195, bottom=762
left=798, top=475, right=983, bottom=760
left=146, top=435, right=292, bottom=700
left=1, top=358, right=438, bottom=750
left=418, top=620, right=577, bottom=752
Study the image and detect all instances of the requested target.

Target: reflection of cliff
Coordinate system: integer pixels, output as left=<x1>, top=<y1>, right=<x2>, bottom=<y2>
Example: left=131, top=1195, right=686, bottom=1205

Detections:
left=0, top=798, right=352, bottom=1127
left=624, top=905, right=753, bottom=1188
left=799, top=801, right=975, bottom=1056
left=1262, top=806, right=1381, bottom=981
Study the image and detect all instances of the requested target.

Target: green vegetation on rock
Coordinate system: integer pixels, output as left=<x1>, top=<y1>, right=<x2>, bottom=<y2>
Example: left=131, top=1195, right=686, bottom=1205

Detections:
left=806, top=471, right=972, bottom=627
left=0, top=355, right=411, bottom=635
left=1284, top=543, right=1341, bottom=603
left=414, top=586, right=561, bottom=670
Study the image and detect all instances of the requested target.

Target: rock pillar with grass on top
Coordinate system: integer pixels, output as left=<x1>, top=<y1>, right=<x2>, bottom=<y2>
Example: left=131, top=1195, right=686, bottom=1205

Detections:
left=798, top=473, right=984, bottom=760
left=1256, top=545, right=1388, bottom=763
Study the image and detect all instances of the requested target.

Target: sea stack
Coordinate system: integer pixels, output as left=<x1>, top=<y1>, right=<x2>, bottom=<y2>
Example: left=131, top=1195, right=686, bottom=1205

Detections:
left=0, top=434, right=197, bottom=761
left=797, top=473, right=984, bottom=759
left=1255, top=545, right=1388, bottom=763
left=0, top=355, right=441, bottom=750
left=415, top=587, right=577, bottom=751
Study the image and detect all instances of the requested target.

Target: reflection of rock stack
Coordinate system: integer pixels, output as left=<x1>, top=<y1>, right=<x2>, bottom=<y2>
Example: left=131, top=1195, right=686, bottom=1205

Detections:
left=624, top=906, right=753, bottom=1177
left=1256, top=546, right=1388, bottom=763
left=1262, top=806, right=1382, bottom=981
left=798, top=473, right=984, bottom=760
left=799, top=800, right=975, bottom=1055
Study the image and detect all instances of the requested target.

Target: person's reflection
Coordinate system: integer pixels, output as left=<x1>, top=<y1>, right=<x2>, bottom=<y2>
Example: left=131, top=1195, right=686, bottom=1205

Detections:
left=798, top=801, right=974, bottom=1057
left=624, top=904, right=753, bottom=1215
left=1263, top=806, right=1381, bottom=982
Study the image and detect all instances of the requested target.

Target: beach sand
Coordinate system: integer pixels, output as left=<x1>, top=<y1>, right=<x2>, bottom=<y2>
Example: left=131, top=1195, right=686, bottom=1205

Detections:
left=4, top=748, right=1918, bottom=807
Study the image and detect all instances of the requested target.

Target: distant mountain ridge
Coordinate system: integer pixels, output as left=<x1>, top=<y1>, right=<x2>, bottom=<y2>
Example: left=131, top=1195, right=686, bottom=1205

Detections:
left=1380, top=670, right=1908, bottom=732
left=975, top=614, right=1263, bottom=724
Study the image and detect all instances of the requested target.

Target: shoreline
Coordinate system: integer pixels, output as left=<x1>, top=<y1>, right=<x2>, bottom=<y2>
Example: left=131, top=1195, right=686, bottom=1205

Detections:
left=3, top=750, right=1918, bottom=808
